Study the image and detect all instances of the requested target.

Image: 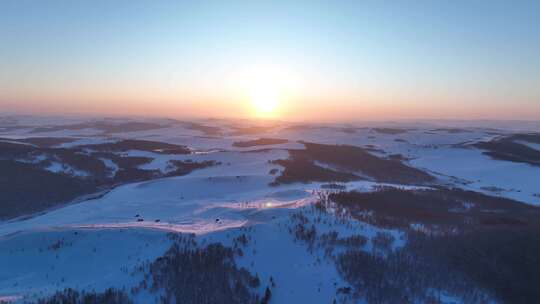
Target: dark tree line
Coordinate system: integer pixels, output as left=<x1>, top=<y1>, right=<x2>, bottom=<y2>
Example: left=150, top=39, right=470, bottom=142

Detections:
left=147, top=242, right=261, bottom=304
left=325, top=187, right=540, bottom=303
left=34, top=233, right=272, bottom=304
left=36, top=288, right=132, bottom=304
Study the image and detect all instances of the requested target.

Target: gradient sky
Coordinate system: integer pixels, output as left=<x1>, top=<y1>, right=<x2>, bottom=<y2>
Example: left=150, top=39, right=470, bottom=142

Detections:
left=1, top=0, right=539, bottom=121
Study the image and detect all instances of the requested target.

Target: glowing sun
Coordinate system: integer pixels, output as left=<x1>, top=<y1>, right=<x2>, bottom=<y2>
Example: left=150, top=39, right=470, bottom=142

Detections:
left=250, top=89, right=280, bottom=117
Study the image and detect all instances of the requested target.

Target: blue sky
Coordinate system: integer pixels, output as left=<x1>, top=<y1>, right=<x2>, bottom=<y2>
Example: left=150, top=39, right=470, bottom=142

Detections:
left=1, top=0, right=539, bottom=120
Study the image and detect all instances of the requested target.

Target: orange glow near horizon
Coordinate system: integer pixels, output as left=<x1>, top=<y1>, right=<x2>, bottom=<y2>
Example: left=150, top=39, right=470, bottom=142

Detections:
left=2, top=59, right=540, bottom=122
left=3, top=93, right=540, bottom=122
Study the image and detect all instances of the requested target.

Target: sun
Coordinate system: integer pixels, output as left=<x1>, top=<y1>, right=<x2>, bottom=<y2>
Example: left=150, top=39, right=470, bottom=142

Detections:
left=250, top=89, right=280, bottom=117
left=232, top=64, right=296, bottom=118
left=252, top=95, right=278, bottom=114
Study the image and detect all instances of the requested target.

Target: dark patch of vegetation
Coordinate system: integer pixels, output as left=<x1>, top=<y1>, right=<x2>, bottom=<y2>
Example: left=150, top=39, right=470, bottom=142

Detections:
left=370, top=231, right=395, bottom=253
left=0, top=141, right=35, bottom=158
left=113, top=167, right=160, bottom=183
left=324, top=188, right=540, bottom=303
left=328, top=187, right=538, bottom=230
left=320, top=232, right=368, bottom=248
left=337, top=228, right=540, bottom=304
left=49, top=149, right=110, bottom=181
left=474, top=133, right=540, bottom=166
left=340, top=127, right=357, bottom=134
left=287, top=207, right=368, bottom=256
left=104, top=158, right=218, bottom=183
left=372, top=128, right=408, bottom=135
left=186, top=122, right=223, bottom=136
left=271, top=142, right=433, bottom=185
left=362, top=144, right=385, bottom=154
left=231, top=126, right=275, bottom=136
left=270, top=157, right=360, bottom=185
left=336, top=243, right=488, bottom=304
left=290, top=213, right=317, bottom=246
left=142, top=235, right=264, bottom=304
left=506, top=133, right=540, bottom=144
left=82, top=139, right=190, bottom=155
left=22, top=137, right=78, bottom=147
left=37, top=288, right=132, bottom=304
left=232, top=138, right=288, bottom=147
left=0, top=140, right=210, bottom=219
left=0, top=160, right=97, bottom=220
left=0, top=137, right=78, bottom=148
left=431, top=128, right=472, bottom=134
left=36, top=233, right=271, bottom=304
left=0, top=141, right=111, bottom=180
left=414, top=229, right=540, bottom=304
left=97, top=154, right=153, bottom=169
left=30, top=121, right=166, bottom=134
left=302, top=142, right=433, bottom=184
left=64, top=150, right=166, bottom=184
left=282, top=124, right=312, bottom=132
left=260, top=287, right=272, bottom=304
left=240, top=148, right=275, bottom=154
left=387, top=153, right=408, bottom=161
left=232, top=233, right=250, bottom=250
left=165, top=160, right=220, bottom=177
left=480, top=185, right=506, bottom=193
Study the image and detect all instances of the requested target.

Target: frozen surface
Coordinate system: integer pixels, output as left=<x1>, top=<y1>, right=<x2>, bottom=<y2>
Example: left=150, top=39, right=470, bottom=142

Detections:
left=1, top=115, right=539, bottom=303
left=411, top=147, right=540, bottom=205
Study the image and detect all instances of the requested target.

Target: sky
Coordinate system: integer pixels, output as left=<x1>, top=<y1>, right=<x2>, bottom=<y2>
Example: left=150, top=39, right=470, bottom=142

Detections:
left=1, top=0, right=539, bottom=121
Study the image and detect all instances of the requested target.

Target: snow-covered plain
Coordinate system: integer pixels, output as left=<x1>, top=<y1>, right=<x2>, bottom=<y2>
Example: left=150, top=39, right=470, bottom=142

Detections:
left=1, top=116, right=539, bottom=303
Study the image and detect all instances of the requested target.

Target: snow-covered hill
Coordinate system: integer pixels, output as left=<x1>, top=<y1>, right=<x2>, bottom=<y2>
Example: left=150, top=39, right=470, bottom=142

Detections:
left=1, top=116, right=540, bottom=303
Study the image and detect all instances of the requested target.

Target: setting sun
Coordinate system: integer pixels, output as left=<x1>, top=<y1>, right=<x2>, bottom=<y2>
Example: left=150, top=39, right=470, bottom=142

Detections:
left=231, top=64, right=295, bottom=119
left=251, top=93, right=279, bottom=116
left=251, top=88, right=279, bottom=117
